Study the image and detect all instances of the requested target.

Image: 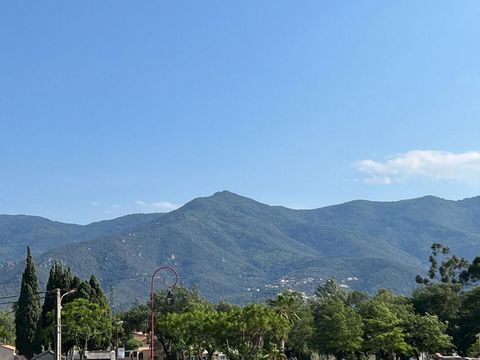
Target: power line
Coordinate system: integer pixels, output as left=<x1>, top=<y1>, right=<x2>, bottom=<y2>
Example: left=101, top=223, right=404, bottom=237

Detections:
left=0, top=291, right=49, bottom=300
left=0, top=297, right=46, bottom=306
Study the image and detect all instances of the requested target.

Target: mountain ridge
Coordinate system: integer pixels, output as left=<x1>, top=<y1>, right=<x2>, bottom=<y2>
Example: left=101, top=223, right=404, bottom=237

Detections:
left=2, top=191, right=480, bottom=308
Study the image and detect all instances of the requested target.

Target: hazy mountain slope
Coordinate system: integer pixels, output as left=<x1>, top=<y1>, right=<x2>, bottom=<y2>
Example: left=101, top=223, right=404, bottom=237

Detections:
left=0, top=213, right=163, bottom=261
left=0, top=215, right=81, bottom=260
left=2, top=192, right=480, bottom=308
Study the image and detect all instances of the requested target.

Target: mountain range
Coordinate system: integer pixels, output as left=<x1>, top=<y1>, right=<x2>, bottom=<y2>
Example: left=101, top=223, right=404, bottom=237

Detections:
left=2, top=191, right=480, bottom=309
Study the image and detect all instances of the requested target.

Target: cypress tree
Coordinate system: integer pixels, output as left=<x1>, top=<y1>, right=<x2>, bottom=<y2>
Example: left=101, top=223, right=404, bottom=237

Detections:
left=15, top=247, right=41, bottom=359
left=88, top=275, right=109, bottom=308
left=37, top=262, right=73, bottom=350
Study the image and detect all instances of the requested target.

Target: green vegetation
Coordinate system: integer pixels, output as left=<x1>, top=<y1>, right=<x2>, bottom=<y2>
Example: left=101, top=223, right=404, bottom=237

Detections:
left=15, top=247, right=42, bottom=359
left=6, top=193, right=480, bottom=306
left=8, top=243, right=480, bottom=360
left=0, top=310, right=15, bottom=344
left=117, top=281, right=455, bottom=360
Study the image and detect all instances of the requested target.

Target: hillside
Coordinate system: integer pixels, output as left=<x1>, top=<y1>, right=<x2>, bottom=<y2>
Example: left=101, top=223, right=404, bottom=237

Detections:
left=0, top=213, right=163, bottom=262
left=2, top=192, right=480, bottom=308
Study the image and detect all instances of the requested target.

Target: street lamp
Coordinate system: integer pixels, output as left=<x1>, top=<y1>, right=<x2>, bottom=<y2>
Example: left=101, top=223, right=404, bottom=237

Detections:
left=56, top=288, right=76, bottom=360
left=150, top=266, right=178, bottom=360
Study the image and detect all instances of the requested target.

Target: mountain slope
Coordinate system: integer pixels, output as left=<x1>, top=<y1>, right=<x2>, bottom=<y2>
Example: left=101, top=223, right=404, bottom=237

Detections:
left=0, top=213, right=163, bottom=261
left=2, top=192, right=480, bottom=308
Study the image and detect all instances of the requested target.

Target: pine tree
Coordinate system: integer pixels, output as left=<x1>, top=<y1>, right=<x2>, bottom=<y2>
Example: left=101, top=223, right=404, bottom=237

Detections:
left=15, top=247, right=42, bottom=359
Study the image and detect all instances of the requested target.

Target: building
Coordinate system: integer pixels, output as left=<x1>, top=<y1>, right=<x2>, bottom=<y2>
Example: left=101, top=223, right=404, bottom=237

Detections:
left=32, top=350, right=54, bottom=360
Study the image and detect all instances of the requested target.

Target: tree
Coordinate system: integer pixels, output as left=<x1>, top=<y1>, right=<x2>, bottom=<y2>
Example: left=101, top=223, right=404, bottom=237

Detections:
left=161, top=305, right=220, bottom=360
left=359, top=291, right=411, bottom=360
left=0, top=310, right=15, bottom=344
left=406, top=313, right=452, bottom=359
left=37, top=262, right=74, bottom=350
left=311, top=296, right=363, bottom=359
left=15, top=247, right=42, bottom=359
left=314, top=278, right=348, bottom=303
left=88, top=275, right=109, bottom=308
left=220, top=304, right=290, bottom=360
left=466, top=340, right=480, bottom=358
left=415, top=243, right=469, bottom=285
left=268, top=290, right=314, bottom=360
left=454, top=286, right=480, bottom=355
left=459, top=256, right=480, bottom=284
left=411, top=283, right=461, bottom=339
left=60, top=298, right=112, bottom=359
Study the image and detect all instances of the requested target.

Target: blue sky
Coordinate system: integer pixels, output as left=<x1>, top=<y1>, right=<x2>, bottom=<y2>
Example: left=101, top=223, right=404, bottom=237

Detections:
left=1, top=1, right=480, bottom=224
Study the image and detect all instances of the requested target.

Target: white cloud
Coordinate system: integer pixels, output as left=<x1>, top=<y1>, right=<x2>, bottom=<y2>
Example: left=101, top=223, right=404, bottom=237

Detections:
left=355, top=150, right=480, bottom=184
left=136, top=200, right=181, bottom=212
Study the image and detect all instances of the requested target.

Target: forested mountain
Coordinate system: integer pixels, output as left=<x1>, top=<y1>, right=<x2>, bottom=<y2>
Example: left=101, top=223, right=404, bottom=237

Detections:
left=2, top=191, right=480, bottom=308
left=0, top=213, right=163, bottom=260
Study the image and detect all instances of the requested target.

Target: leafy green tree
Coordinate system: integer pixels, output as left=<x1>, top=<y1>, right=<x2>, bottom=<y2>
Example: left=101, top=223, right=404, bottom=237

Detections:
left=61, top=298, right=112, bottom=359
left=118, top=301, right=150, bottom=341
left=359, top=291, right=411, bottom=360
left=0, top=310, right=15, bottom=344
left=150, top=286, right=208, bottom=360
left=221, top=303, right=290, bottom=360
left=454, top=285, right=480, bottom=355
left=268, top=290, right=314, bottom=360
left=314, top=278, right=348, bottom=303
left=411, top=283, right=461, bottom=340
left=311, top=296, right=363, bottom=359
left=411, top=283, right=461, bottom=324
left=405, top=313, right=452, bottom=359
left=15, top=247, right=42, bottom=359
left=162, top=305, right=219, bottom=360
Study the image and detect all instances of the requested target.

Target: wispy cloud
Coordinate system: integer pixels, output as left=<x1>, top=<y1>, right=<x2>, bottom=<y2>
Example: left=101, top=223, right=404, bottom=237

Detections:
left=355, top=150, right=480, bottom=184
left=136, top=200, right=181, bottom=212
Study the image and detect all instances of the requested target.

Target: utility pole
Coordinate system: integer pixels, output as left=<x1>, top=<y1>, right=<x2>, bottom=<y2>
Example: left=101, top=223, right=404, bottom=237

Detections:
left=56, top=289, right=61, bottom=360
left=56, top=288, right=76, bottom=360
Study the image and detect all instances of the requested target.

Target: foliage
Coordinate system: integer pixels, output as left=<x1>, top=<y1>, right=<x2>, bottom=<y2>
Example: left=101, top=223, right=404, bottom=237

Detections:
left=118, top=301, right=150, bottom=338
left=415, top=243, right=469, bottom=285
left=467, top=340, right=480, bottom=358
left=0, top=310, right=15, bottom=344
left=359, top=291, right=412, bottom=360
left=454, top=286, right=480, bottom=355
left=406, top=313, right=452, bottom=358
left=9, top=193, right=480, bottom=305
left=37, top=262, right=74, bottom=350
left=459, top=256, right=480, bottom=284
left=311, top=296, right=363, bottom=359
left=220, top=303, right=290, bottom=360
left=268, top=290, right=314, bottom=359
left=15, top=247, right=42, bottom=359
left=152, top=287, right=210, bottom=360
left=411, top=283, right=461, bottom=324
left=61, top=298, right=112, bottom=355
left=35, top=264, right=112, bottom=354
left=161, top=305, right=220, bottom=359
left=314, top=278, right=348, bottom=303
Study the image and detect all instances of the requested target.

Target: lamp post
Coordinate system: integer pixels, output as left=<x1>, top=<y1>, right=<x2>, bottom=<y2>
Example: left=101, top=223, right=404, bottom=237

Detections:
left=150, top=266, right=178, bottom=360
left=56, top=288, right=76, bottom=360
